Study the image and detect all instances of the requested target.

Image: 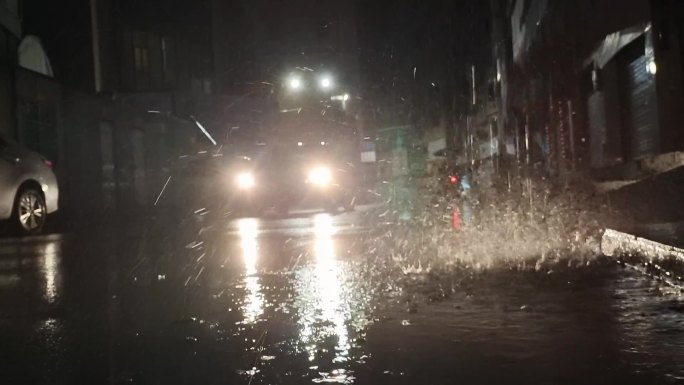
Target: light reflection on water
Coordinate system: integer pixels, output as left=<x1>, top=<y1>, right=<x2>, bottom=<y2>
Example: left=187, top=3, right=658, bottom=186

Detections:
left=314, top=214, right=350, bottom=360
left=612, top=274, right=684, bottom=380
left=42, top=241, right=61, bottom=304
left=233, top=214, right=368, bottom=383
left=238, top=218, right=264, bottom=324
left=295, top=214, right=355, bottom=382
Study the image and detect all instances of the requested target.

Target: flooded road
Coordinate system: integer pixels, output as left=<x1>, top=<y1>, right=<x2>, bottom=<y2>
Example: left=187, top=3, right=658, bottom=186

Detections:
left=1, top=212, right=684, bottom=384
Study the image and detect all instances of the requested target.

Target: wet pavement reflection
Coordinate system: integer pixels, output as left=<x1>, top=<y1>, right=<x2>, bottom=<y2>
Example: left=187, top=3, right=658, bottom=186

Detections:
left=1, top=213, right=684, bottom=384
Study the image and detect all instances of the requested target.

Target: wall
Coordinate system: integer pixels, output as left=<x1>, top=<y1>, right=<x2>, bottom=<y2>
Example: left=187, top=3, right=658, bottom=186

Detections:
left=510, top=0, right=548, bottom=65
left=0, top=6, right=19, bottom=139
left=0, top=0, right=20, bottom=38
left=15, top=68, right=61, bottom=161
left=653, top=0, right=684, bottom=153
left=92, top=0, right=213, bottom=95
left=59, top=89, right=205, bottom=218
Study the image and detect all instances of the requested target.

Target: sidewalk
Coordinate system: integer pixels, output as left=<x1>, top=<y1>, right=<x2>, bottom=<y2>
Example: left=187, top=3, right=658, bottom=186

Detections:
left=602, top=228, right=684, bottom=262
left=601, top=228, right=684, bottom=289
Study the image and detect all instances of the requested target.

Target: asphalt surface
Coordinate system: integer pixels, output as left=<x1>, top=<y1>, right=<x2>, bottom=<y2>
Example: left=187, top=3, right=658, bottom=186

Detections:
left=1, top=209, right=684, bottom=384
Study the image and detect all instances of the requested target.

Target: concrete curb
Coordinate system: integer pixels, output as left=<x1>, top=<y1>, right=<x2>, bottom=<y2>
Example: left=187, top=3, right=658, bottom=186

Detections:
left=601, top=228, right=684, bottom=262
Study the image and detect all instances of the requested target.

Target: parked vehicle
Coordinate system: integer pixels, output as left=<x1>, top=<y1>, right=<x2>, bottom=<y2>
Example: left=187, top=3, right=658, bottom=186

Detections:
left=0, top=135, right=59, bottom=234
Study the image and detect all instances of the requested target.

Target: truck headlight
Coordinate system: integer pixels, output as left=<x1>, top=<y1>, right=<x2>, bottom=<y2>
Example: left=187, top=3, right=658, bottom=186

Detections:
left=308, top=166, right=332, bottom=187
left=236, top=172, right=255, bottom=189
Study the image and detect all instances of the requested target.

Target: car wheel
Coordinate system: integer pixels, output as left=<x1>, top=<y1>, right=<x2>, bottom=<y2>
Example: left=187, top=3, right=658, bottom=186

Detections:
left=14, top=188, right=46, bottom=235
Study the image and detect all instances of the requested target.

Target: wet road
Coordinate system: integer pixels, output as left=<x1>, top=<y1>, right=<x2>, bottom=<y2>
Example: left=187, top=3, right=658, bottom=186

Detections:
left=1, top=211, right=684, bottom=384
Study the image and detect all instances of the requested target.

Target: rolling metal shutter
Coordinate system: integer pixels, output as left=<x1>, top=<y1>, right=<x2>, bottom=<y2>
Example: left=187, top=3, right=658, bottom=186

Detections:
left=626, top=55, right=659, bottom=159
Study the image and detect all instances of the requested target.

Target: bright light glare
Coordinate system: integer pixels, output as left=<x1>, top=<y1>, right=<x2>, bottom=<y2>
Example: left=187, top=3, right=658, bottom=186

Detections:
left=289, top=77, right=302, bottom=90
left=320, top=76, right=333, bottom=89
left=312, top=214, right=349, bottom=359
left=238, top=218, right=263, bottom=324
left=42, top=242, right=60, bottom=304
left=298, top=141, right=304, bottom=147
left=293, top=214, right=355, bottom=367
left=314, top=213, right=336, bottom=239
left=342, top=93, right=349, bottom=101
left=239, top=218, right=259, bottom=275
left=236, top=172, right=255, bottom=189
left=308, top=166, right=332, bottom=187
left=648, top=60, right=657, bottom=75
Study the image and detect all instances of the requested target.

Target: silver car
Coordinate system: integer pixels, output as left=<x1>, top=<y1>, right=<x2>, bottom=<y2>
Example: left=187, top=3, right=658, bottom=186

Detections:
left=0, top=135, right=59, bottom=234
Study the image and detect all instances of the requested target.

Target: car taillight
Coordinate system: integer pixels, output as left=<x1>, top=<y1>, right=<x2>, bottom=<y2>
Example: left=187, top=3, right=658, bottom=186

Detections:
left=43, top=159, right=54, bottom=169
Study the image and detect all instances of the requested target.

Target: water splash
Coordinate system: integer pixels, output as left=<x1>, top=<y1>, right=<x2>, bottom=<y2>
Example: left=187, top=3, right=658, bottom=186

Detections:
left=371, top=174, right=625, bottom=271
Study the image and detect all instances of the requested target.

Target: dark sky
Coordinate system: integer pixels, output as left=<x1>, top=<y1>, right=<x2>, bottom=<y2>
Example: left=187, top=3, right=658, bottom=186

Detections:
left=357, top=0, right=492, bottom=123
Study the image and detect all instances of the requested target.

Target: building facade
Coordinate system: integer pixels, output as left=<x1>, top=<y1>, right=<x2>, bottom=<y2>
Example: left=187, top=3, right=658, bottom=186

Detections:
left=492, top=0, right=684, bottom=179
left=0, top=0, right=20, bottom=140
left=19, top=0, right=215, bottom=215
